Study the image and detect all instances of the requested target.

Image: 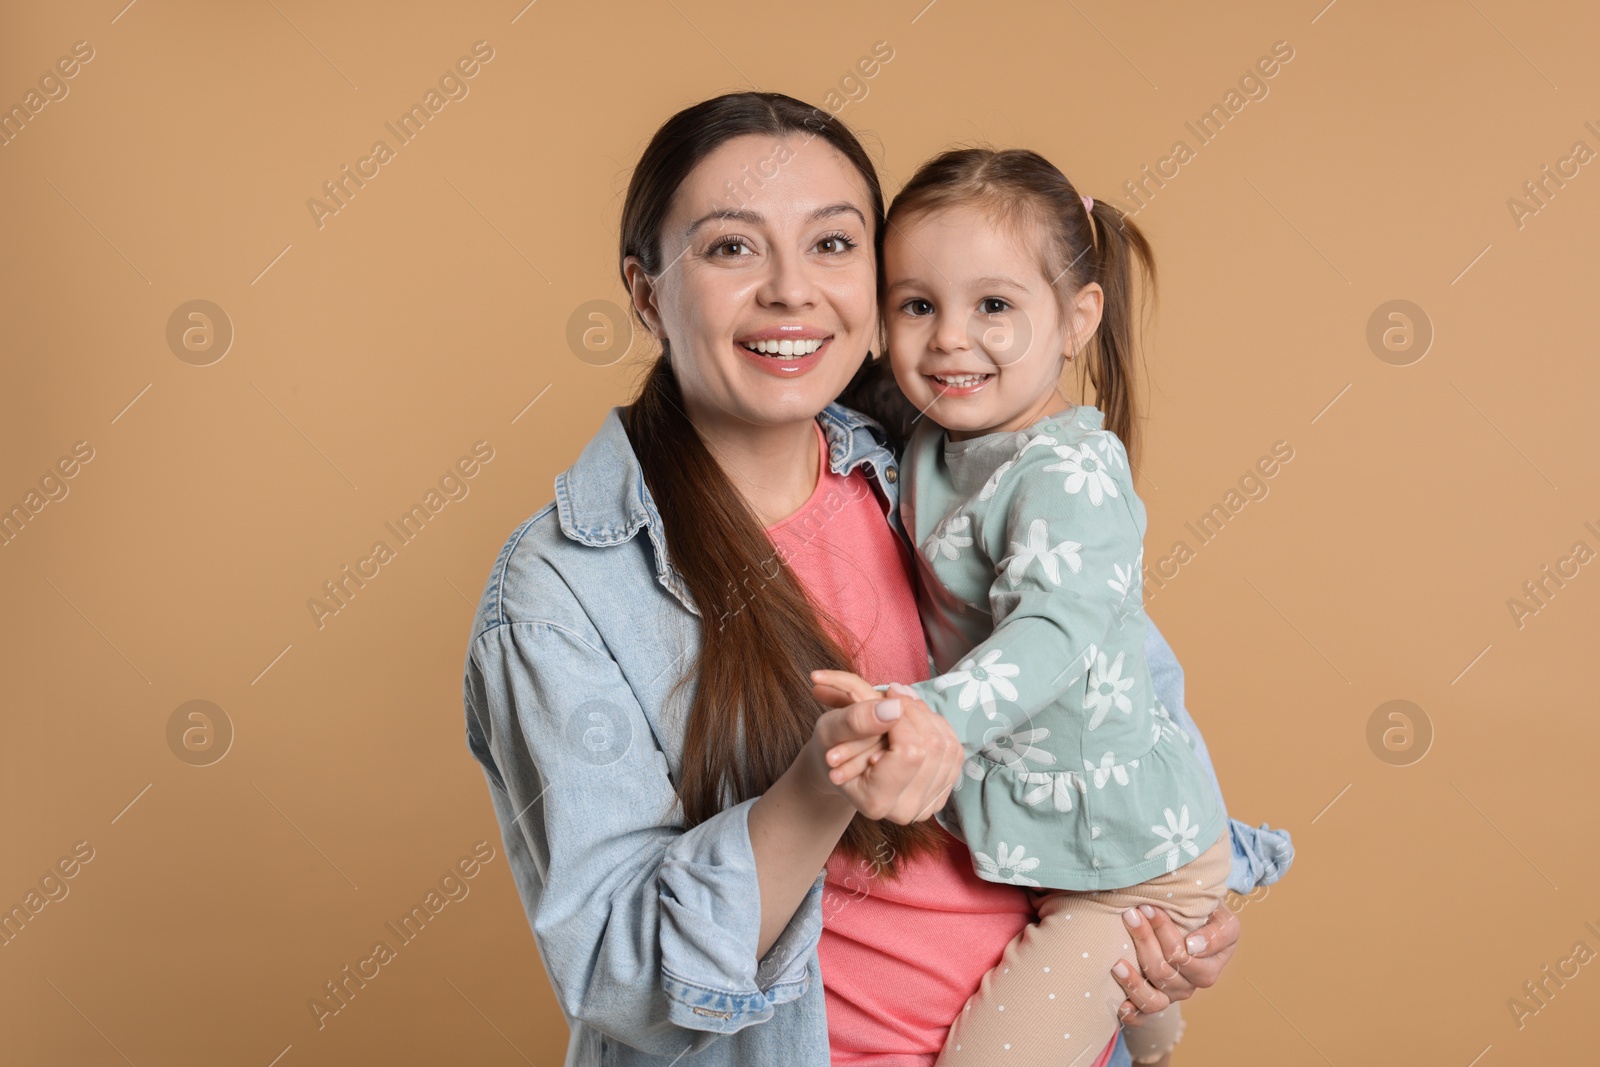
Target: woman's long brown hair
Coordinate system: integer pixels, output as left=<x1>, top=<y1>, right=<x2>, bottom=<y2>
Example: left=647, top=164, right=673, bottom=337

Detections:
left=618, top=92, right=943, bottom=873
left=884, top=148, right=1157, bottom=471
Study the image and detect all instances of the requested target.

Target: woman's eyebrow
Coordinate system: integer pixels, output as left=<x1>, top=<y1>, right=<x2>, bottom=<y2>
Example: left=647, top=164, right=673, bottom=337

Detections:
left=684, top=202, right=867, bottom=238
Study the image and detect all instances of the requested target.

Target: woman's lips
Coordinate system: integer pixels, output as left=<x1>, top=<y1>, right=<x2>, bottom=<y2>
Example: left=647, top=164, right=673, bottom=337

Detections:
left=735, top=336, right=833, bottom=377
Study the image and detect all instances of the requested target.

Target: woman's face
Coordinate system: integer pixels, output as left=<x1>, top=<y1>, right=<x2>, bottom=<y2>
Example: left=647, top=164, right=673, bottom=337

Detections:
left=626, top=134, right=878, bottom=434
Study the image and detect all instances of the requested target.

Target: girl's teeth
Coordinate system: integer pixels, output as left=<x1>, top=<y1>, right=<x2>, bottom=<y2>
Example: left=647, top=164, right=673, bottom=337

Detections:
left=740, top=338, right=825, bottom=357
left=934, top=373, right=990, bottom=387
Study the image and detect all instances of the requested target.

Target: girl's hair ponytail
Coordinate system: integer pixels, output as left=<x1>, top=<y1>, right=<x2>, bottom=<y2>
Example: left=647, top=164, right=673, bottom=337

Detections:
left=885, top=149, right=1157, bottom=470
left=1080, top=196, right=1156, bottom=470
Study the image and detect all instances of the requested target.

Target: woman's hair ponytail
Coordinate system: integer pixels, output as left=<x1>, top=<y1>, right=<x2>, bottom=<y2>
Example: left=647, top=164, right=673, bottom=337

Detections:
left=618, top=92, right=945, bottom=874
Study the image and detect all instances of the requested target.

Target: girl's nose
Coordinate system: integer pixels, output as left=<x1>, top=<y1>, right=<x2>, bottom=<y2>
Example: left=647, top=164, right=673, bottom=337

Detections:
left=932, top=313, right=969, bottom=354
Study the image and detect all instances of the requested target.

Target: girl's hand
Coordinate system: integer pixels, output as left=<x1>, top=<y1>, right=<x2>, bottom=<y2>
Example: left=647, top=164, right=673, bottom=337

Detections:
left=809, top=685, right=961, bottom=824
left=1111, top=903, right=1242, bottom=1025
left=812, top=671, right=913, bottom=784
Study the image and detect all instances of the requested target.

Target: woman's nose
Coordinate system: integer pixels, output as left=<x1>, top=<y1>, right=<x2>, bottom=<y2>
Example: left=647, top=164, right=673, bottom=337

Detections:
left=756, top=247, right=819, bottom=309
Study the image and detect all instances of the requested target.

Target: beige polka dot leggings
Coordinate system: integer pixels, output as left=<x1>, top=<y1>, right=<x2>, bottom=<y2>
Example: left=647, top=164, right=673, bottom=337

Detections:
left=937, top=835, right=1232, bottom=1066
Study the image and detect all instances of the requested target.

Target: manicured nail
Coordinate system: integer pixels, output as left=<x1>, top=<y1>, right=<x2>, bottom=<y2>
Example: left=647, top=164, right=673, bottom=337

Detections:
left=888, top=682, right=917, bottom=697
left=1123, top=908, right=1142, bottom=927
left=1187, top=935, right=1206, bottom=955
left=827, top=749, right=842, bottom=765
left=875, top=699, right=902, bottom=721
left=1112, top=961, right=1131, bottom=979
left=1139, top=905, right=1155, bottom=919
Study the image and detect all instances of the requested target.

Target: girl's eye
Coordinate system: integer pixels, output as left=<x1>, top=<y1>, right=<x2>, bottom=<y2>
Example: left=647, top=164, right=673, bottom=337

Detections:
left=901, top=298, right=934, bottom=317
left=814, top=231, right=858, bottom=255
left=979, top=297, right=1011, bottom=315
left=710, top=238, right=754, bottom=257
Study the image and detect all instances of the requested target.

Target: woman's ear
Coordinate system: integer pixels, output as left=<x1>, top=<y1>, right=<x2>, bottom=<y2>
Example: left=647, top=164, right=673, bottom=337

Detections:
left=1065, top=281, right=1105, bottom=360
left=623, top=256, right=666, bottom=340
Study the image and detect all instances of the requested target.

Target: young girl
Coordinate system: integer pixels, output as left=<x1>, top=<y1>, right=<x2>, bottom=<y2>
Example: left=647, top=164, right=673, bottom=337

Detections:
left=815, top=148, right=1228, bottom=1066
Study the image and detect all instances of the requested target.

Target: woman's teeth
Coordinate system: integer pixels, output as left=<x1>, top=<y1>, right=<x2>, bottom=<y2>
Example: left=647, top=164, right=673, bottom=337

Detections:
left=740, top=338, right=825, bottom=357
left=933, top=373, right=992, bottom=387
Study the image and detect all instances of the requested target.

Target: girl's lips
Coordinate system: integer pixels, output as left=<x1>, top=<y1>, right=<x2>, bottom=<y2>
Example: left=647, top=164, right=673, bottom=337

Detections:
left=927, top=373, right=993, bottom=398
left=736, top=336, right=833, bottom=377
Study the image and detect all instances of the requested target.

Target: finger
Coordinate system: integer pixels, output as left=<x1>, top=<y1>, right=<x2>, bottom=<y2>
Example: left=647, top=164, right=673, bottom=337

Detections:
left=1110, top=955, right=1170, bottom=1018
left=811, top=681, right=858, bottom=709
left=816, top=699, right=900, bottom=748
left=1139, top=904, right=1198, bottom=973
left=828, top=745, right=881, bottom=785
left=810, top=669, right=881, bottom=704
left=1121, top=907, right=1190, bottom=1001
left=1187, top=904, right=1241, bottom=959
left=824, top=735, right=885, bottom=768
left=841, top=730, right=918, bottom=818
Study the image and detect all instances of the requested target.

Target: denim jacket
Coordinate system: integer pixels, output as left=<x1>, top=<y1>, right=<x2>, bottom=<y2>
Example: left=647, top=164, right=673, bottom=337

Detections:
left=462, top=402, right=1294, bottom=1067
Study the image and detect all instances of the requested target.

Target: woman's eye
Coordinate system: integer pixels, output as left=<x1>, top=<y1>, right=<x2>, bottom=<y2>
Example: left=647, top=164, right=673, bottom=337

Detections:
left=902, top=299, right=933, bottom=316
left=710, top=238, right=753, bottom=257
left=979, top=297, right=1011, bottom=314
left=814, top=232, right=858, bottom=254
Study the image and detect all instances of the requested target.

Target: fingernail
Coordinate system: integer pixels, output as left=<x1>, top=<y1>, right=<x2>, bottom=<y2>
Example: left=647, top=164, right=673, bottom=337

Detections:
left=1123, top=908, right=1142, bottom=927
left=1187, top=935, right=1206, bottom=954
left=1139, top=905, right=1155, bottom=919
left=888, top=682, right=916, bottom=697
left=875, top=699, right=902, bottom=721
left=1112, top=961, right=1131, bottom=979
left=827, top=750, right=842, bottom=765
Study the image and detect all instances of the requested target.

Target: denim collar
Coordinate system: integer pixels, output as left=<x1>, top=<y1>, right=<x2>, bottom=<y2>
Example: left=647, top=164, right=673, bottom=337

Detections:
left=554, top=403, right=894, bottom=609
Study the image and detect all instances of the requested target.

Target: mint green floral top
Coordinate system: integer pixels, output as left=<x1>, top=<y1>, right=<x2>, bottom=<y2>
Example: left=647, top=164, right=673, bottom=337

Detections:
left=904, top=405, right=1226, bottom=891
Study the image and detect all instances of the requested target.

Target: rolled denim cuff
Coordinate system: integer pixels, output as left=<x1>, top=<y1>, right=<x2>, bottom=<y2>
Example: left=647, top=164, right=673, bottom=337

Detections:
left=1225, top=818, right=1295, bottom=894
left=657, top=798, right=824, bottom=1032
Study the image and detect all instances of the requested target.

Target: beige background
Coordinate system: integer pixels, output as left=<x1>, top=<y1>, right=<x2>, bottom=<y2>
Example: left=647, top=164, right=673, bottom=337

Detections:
left=3, top=0, right=1597, bottom=1063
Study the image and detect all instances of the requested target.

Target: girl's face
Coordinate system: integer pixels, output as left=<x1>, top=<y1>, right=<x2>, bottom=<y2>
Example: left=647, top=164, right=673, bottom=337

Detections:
left=883, top=203, right=1102, bottom=441
left=625, top=134, right=878, bottom=435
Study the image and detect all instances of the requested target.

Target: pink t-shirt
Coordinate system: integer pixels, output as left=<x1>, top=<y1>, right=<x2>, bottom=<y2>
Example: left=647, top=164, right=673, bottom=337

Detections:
left=767, top=420, right=1116, bottom=1067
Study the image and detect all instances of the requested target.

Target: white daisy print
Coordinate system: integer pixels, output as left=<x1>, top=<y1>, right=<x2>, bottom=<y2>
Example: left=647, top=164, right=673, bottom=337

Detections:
left=1084, top=751, right=1141, bottom=788
left=1107, top=562, right=1137, bottom=597
left=978, top=433, right=1058, bottom=501
left=973, top=842, right=1042, bottom=886
left=1145, top=805, right=1201, bottom=872
left=1083, top=649, right=1135, bottom=730
left=979, top=719, right=1055, bottom=769
left=922, top=513, right=973, bottom=561
left=1020, top=770, right=1086, bottom=811
left=1149, top=701, right=1190, bottom=746
left=933, top=649, right=1020, bottom=718
left=977, top=459, right=1016, bottom=502
left=1090, top=429, right=1126, bottom=469
left=1002, top=519, right=1083, bottom=587
left=1043, top=443, right=1119, bottom=505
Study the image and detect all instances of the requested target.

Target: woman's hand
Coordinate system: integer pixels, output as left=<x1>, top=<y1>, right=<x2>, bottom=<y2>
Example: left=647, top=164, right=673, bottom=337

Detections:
left=807, top=670, right=962, bottom=825
left=1111, top=903, right=1242, bottom=1025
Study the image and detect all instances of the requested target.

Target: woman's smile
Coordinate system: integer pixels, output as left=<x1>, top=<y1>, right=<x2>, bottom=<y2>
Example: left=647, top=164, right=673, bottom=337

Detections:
left=734, top=324, right=835, bottom=377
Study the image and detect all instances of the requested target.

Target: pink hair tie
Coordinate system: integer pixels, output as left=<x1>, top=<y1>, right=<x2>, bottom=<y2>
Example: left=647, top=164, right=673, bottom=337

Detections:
left=1081, top=194, right=1094, bottom=213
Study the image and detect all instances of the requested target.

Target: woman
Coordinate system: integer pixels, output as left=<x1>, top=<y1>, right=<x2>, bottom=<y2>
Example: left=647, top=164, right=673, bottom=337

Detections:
left=462, top=92, right=1289, bottom=1066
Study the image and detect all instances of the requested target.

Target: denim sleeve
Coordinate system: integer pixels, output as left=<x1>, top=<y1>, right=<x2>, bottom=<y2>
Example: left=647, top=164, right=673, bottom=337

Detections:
left=464, top=619, right=823, bottom=1054
left=1142, top=619, right=1295, bottom=894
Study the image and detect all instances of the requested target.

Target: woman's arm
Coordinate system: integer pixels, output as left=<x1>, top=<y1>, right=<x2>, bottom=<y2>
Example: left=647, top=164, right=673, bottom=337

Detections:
left=466, top=618, right=962, bottom=1050
left=750, top=688, right=962, bottom=956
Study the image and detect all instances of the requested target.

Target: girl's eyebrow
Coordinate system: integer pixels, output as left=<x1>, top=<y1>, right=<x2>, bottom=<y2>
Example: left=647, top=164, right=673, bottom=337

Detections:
left=684, top=202, right=866, bottom=238
left=970, top=275, right=1031, bottom=293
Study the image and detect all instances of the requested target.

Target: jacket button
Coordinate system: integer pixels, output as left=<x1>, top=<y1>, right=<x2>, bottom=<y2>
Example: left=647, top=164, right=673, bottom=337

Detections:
left=884, top=466, right=898, bottom=483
